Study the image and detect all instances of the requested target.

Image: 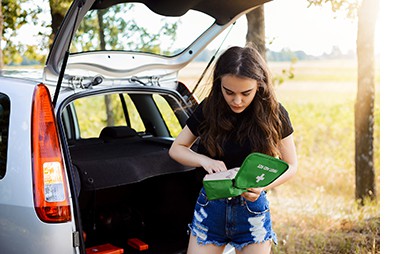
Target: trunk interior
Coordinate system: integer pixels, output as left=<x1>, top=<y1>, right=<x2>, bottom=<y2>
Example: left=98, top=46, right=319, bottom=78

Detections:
left=68, top=126, right=203, bottom=253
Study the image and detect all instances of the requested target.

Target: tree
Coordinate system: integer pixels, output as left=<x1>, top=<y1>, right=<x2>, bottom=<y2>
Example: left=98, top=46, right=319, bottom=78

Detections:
left=0, top=1, right=3, bottom=69
left=246, top=6, right=267, bottom=61
left=0, top=0, right=43, bottom=66
left=97, top=9, right=114, bottom=126
left=246, top=5, right=295, bottom=85
left=308, top=0, right=379, bottom=204
left=354, top=0, right=379, bottom=204
left=71, top=3, right=177, bottom=54
left=49, top=0, right=72, bottom=47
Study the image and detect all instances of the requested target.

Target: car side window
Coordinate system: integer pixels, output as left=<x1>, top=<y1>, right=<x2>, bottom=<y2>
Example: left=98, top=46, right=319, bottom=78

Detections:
left=0, top=94, right=10, bottom=179
left=122, top=94, right=146, bottom=132
left=73, top=93, right=146, bottom=138
left=153, top=94, right=182, bottom=138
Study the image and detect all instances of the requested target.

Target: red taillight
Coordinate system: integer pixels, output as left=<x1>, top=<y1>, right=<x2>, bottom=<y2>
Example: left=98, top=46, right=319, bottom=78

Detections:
left=31, top=83, right=71, bottom=223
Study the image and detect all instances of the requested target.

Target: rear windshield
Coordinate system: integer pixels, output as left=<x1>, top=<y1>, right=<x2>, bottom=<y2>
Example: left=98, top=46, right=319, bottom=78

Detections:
left=71, top=2, right=215, bottom=56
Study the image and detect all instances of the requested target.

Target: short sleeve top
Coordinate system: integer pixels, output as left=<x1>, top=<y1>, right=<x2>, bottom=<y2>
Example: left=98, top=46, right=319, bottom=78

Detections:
left=186, top=100, right=293, bottom=169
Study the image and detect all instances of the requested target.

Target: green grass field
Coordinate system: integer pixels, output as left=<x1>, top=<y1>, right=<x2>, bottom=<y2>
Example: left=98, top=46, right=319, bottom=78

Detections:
left=180, top=59, right=380, bottom=253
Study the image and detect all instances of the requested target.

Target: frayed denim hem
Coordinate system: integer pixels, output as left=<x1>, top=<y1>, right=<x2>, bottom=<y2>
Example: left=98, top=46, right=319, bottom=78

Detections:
left=195, top=237, right=228, bottom=248
left=188, top=223, right=228, bottom=247
left=229, top=234, right=278, bottom=251
left=188, top=224, right=278, bottom=250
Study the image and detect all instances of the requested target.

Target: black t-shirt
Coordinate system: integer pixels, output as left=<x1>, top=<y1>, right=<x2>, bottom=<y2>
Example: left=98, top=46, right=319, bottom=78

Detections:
left=186, top=100, right=294, bottom=170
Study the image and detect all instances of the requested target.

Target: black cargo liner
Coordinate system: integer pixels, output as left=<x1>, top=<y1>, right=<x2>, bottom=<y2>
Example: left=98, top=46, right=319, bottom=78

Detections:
left=69, top=137, right=193, bottom=191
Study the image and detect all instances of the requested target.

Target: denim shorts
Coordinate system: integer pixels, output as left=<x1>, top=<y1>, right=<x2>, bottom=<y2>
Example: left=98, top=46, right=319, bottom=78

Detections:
left=189, top=188, right=278, bottom=250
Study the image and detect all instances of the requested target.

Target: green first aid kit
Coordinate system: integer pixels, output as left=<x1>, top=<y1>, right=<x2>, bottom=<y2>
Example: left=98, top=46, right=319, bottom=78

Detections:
left=203, top=152, right=289, bottom=200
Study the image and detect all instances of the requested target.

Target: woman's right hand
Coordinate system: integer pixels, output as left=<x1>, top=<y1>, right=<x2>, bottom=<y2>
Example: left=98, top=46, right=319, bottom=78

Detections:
left=199, top=155, right=228, bottom=174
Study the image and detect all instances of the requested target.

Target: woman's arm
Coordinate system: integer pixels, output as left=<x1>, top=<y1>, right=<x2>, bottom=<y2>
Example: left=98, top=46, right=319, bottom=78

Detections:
left=243, top=133, right=298, bottom=201
left=169, top=126, right=228, bottom=174
left=265, top=133, right=298, bottom=189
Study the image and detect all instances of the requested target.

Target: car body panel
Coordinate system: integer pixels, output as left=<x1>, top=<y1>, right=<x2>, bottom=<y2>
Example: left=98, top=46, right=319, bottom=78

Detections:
left=0, top=78, right=77, bottom=254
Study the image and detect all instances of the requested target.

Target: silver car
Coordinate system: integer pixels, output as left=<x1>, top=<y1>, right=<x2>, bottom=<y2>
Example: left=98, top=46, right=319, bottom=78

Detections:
left=0, top=0, right=269, bottom=253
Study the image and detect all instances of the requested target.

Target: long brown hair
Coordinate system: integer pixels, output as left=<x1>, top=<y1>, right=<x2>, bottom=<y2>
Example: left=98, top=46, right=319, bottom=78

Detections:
left=199, top=46, right=282, bottom=157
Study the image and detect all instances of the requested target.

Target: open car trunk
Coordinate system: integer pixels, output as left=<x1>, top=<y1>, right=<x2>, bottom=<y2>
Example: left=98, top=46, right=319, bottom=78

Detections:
left=68, top=127, right=202, bottom=253
left=46, top=0, right=273, bottom=253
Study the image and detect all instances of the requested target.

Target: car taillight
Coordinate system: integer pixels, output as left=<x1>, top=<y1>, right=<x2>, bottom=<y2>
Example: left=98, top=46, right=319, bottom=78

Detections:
left=31, top=83, right=71, bottom=223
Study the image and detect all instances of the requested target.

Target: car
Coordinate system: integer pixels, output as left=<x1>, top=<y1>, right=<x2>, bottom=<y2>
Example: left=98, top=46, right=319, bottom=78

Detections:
left=0, top=0, right=270, bottom=253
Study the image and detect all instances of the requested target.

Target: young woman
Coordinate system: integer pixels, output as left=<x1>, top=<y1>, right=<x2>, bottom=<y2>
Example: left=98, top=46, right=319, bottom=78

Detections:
left=169, top=46, right=298, bottom=254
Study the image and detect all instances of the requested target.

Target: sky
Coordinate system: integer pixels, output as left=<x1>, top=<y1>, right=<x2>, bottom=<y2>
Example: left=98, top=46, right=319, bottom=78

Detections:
left=264, top=0, right=360, bottom=56
left=219, top=0, right=380, bottom=57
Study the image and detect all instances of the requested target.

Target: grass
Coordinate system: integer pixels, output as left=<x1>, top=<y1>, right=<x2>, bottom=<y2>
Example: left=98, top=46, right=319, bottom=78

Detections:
left=270, top=90, right=380, bottom=253
left=271, top=60, right=380, bottom=254
left=271, top=60, right=358, bottom=83
left=180, top=59, right=380, bottom=253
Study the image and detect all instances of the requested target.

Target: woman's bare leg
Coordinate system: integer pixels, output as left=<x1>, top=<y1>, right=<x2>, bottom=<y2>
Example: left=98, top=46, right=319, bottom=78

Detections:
left=235, top=240, right=272, bottom=254
left=187, top=234, right=226, bottom=254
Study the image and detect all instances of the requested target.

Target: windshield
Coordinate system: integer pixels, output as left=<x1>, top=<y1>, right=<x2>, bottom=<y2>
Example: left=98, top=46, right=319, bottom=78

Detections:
left=71, top=2, right=215, bottom=56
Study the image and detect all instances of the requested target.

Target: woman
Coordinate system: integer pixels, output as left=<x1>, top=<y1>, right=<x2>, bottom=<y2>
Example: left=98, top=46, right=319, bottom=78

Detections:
left=169, top=46, right=297, bottom=254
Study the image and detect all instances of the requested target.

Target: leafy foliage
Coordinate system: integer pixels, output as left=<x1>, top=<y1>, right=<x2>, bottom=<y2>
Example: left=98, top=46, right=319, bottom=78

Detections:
left=72, top=3, right=178, bottom=54
left=48, top=0, right=71, bottom=15
left=307, top=0, right=359, bottom=18
left=1, top=1, right=179, bottom=65
left=1, top=0, right=44, bottom=64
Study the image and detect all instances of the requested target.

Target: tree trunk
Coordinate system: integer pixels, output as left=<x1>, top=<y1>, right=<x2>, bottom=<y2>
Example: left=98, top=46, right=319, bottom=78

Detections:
left=97, top=9, right=114, bottom=126
left=49, top=0, right=71, bottom=48
left=246, top=5, right=267, bottom=61
left=355, top=0, right=379, bottom=204
left=105, top=94, right=114, bottom=126
left=98, top=9, right=106, bottom=50
left=49, top=11, right=64, bottom=47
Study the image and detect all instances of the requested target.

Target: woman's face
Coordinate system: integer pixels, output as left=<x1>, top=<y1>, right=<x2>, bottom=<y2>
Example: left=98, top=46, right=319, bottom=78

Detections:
left=220, top=74, right=258, bottom=114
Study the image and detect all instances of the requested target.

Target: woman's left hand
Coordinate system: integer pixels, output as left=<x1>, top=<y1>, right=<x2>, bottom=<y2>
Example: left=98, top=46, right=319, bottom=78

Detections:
left=241, top=187, right=265, bottom=202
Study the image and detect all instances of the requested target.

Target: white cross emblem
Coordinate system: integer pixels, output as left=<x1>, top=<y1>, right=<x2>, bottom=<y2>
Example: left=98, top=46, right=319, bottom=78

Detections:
left=256, top=173, right=265, bottom=183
